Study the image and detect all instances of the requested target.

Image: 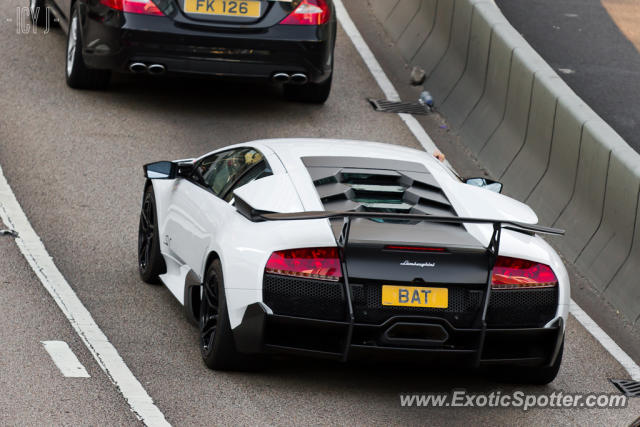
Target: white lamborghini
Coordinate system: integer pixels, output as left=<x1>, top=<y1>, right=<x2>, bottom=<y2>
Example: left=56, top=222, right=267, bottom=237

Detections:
left=138, top=139, right=569, bottom=384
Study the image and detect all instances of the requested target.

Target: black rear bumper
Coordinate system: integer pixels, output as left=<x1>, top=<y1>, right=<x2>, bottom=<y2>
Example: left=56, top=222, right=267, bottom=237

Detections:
left=234, top=302, right=564, bottom=367
left=78, top=7, right=335, bottom=82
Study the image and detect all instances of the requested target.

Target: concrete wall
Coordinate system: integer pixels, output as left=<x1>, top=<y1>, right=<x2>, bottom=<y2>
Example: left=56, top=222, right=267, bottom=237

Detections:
left=369, top=0, right=640, bottom=325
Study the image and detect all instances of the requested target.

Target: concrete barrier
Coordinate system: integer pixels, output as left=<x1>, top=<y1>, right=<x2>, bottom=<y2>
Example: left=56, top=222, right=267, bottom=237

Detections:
left=370, top=0, right=400, bottom=23
left=384, top=0, right=422, bottom=42
left=553, top=121, right=613, bottom=261
left=423, top=0, right=480, bottom=103
left=368, top=0, right=640, bottom=325
left=412, top=0, right=455, bottom=75
left=605, top=200, right=640, bottom=323
left=397, top=0, right=437, bottom=61
left=526, top=96, right=598, bottom=226
left=500, top=74, right=567, bottom=201
left=576, top=148, right=640, bottom=289
left=440, top=4, right=504, bottom=128
left=477, top=48, right=547, bottom=177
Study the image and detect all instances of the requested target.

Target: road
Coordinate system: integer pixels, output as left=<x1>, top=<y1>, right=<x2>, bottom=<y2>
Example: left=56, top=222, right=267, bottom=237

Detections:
left=0, top=0, right=639, bottom=424
left=495, top=0, right=640, bottom=153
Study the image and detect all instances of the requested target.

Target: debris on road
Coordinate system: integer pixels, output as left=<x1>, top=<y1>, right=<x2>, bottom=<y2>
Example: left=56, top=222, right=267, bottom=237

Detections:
left=0, top=229, right=19, bottom=238
left=410, top=66, right=426, bottom=86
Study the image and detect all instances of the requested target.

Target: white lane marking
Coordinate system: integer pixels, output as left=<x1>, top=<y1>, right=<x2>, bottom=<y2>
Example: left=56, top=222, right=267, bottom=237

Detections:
left=333, top=0, right=440, bottom=156
left=42, top=341, right=90, bottom=378
left=0, top=165, right=170, bottom=426
left=335, top=0, right=640, bottom=381
left=570, top=301, right=640, bottom=380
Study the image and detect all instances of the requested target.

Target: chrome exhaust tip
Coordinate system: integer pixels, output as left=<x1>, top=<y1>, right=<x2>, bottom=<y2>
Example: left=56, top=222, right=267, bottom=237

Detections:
left=272, top=72, right=290, bottom=83
left=129, top=62, right=147, bottom=74
left=290, top=73, right=308, bottom=85
left=147, top=64, right=166, bottom=75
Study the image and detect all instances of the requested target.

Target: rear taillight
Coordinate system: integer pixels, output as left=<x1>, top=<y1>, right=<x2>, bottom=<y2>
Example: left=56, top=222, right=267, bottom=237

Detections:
left=265, top=247, right=342, bottom=281
left=99, top=0, right=164, bottom=16
left=279, top=0, right=330, bottom=25
left=491, top=256, right=558, bottom=290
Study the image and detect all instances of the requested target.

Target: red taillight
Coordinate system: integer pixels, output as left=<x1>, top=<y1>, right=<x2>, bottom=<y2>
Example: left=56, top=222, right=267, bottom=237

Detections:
left=279, top=0, right=330, bottom=25
left=100, top=0, right=164, bottom=16
left=265, top=247, right=342, bottom=281
left=491, top=256, right=558, bottom=290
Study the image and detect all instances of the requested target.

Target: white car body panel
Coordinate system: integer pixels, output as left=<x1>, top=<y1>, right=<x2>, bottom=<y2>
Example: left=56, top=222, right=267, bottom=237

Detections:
left=149, top=138, right=570, bottom=329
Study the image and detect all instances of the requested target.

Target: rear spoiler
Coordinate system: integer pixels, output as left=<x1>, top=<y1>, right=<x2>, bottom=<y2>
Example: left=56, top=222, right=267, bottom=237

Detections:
left=235, top=196, right=565, bottom=237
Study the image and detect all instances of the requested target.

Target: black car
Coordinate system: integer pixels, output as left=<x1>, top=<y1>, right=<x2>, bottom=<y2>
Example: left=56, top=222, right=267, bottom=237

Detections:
left=31, top=0, right=336, bottom=102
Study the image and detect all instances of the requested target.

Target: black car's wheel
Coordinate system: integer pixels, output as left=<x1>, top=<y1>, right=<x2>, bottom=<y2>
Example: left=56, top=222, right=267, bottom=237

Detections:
left=200, top=260, right=257, bottom=371
left=65, top=4, right=110, bottom=90
left=29, top=0, right=47, bottom=27
left=283, top=73, right=332, bottom=104
left=138, top=186, right=166, bottom=284
left=498, top=340, right=564, bottom=385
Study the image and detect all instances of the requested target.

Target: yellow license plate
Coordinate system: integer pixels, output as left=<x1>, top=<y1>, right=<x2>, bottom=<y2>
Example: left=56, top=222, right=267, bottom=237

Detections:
left=382, top=285, right=448, bottom=308
left=184, top=0, right=261, bottom=17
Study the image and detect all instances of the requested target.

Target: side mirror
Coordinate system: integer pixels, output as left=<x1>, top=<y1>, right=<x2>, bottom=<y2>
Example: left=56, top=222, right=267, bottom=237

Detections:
left=144, top=161, right=177, bottom=179
left=465, top=177, right=503, bottom=194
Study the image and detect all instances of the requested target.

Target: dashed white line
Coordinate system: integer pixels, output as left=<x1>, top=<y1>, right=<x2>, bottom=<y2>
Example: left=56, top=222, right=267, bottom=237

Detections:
left=334, top=0, right=640, bottom=381
left=42, top=341, right=90, bottom=378
left=0, top=165, right=170, bottom=426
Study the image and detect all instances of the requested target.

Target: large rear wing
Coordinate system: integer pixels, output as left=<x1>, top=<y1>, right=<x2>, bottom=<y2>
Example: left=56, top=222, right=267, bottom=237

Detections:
left=235, top=196, right=565, bottom=237
left=258, top=210, right=564, bottom=236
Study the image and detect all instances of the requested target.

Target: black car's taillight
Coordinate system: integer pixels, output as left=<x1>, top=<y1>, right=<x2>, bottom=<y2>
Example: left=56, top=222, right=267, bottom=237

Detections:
left=100, top=0, right=164, bottom=16
left=279, top=0, right=330, bottom=25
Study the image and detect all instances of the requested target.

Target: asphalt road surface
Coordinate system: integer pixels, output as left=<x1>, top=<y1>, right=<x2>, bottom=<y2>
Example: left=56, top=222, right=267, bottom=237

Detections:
left=495, top=0, right=640, bottom=153
left=1, top=0, right=639, bottom=425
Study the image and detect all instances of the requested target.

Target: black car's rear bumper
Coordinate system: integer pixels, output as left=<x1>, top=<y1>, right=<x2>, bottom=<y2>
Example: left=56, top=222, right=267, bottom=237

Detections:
left=78, top=8, right=335, bottom=82
left=234, top=303, right=564, bottom=367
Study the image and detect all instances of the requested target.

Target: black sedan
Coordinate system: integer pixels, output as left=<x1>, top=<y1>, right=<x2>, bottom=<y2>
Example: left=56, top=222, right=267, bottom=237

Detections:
left=32, top=0, right=336, bottom=102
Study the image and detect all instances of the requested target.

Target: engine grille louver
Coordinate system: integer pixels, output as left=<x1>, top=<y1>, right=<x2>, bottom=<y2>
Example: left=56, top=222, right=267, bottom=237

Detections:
left=303, top=158, right=457, bottom=219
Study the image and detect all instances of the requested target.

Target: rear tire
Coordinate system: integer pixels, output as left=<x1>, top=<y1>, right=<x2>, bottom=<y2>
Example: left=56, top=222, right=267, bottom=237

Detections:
left=283, top=73, right=332, bottom=104
left=138, top=186, right=166, bottom=284
left=498, top=340, right=564, bottom=385
left=65, top=4, right=111, bottom=90
left=199, top=260, right=258, bottom=371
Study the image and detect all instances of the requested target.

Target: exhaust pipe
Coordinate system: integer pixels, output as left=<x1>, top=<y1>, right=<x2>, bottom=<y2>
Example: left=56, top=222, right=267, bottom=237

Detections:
left=129, top=62, right=147, bottom=74
left=147, top=64, right=166, bottom=75
left=272, top=72, right=290, bottom=83
left=290, top=73, right=308, bottom=85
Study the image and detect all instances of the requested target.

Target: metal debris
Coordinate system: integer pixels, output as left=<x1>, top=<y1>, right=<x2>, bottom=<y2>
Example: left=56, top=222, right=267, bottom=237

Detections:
left=0, top=229, right=19, bottom=238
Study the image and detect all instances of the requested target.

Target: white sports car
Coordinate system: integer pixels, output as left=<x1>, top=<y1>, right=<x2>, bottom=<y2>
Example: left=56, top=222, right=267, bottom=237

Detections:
left=138, top=139, right=569, bottom=384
